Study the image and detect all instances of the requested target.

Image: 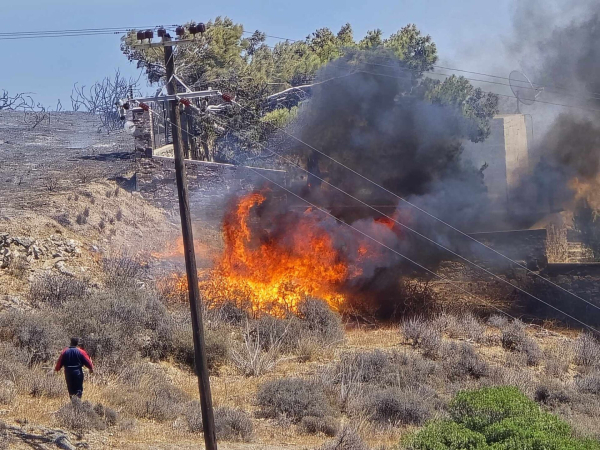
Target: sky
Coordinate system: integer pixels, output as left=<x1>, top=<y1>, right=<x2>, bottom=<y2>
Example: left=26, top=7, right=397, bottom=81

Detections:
left=0, top=0, right=516, bottom=107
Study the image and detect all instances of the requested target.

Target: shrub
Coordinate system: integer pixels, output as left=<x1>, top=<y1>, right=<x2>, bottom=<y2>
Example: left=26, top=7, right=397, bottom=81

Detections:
left=573, top=333, right=600, bottom=367
left=487, top=314, right=508, bottom=329
left=300, top=415, right=339, bottom=437
left=406, top=386, right=600, bottom=450
left=446, top=313, right=486, bottom=343
left=206, top=302, right=248, bottom=326
left=358, top=387, right=434, bottom=426
left=29, top=273, right=87, bottom=307
left=576, top=371, right=600, bottom=395
left=404, top=420, right=487, bottom=450
left=444, top=343, right=489, bottom=381
left=214, top=407, right=253, bottom=442
left=319, top=428, right=368, bottom=450
left=76, top=213, right=87, bottom=225
left=0, top=311, right=62, bottom=364
left=23, top=368, right=65, bottom=398
left=297, top=298, right=344, bottom=345
left=105, top=363, right=189, bottom=421
left=256, top=378, right=330, bottom=422
left=449, top=386, right=538, bottom=432
left=0, top=381, right=16, bottom=405
left=501, top=321, right=542, bottom=366
left=55, top=397, right=110, bottom=433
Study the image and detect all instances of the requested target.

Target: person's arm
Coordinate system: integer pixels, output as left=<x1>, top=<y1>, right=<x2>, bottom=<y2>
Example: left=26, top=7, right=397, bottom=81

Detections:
left=54, top=349, right=66, bottom=372
left=79, top=348, right=94, bottom=373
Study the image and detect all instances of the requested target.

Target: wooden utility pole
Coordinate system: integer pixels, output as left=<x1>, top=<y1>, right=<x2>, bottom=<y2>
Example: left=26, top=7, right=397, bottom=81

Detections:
left=164, top=37, right=218, bottom=450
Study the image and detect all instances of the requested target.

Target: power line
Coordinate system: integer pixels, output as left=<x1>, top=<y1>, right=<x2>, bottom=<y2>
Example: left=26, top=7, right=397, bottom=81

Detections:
left=223, top=70, right=600, bottom=318
left=218, top=115, right=600, bottom=333
left=155, top=108, right=522, bottom=323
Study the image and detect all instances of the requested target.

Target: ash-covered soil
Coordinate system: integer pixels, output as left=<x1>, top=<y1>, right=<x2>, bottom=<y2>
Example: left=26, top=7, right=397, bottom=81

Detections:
left=0, top=111, right=133, bottom=217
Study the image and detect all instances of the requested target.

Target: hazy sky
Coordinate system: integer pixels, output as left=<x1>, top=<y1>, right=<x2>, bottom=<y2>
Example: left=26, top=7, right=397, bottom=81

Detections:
left=1, top=0, right=515, bottom=107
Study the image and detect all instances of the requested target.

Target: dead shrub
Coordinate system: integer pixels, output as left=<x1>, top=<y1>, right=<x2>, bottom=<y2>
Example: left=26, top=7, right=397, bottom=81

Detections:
left=334, top=350, right=391, bottom=385
left=0, top=381, right=16, bottom=405
left=501, top=320, right=542, bottom=366
left=0, top=343, right=28, bottom=383
left=300, top=415, right=339, bottom=437
left=487, top=314, right=509, bottom=329
left=257, top=377, right=331, bottom=422
left=116, top=208, right=123, bottom=221
left=206, top=301, right=248, bottom=327
left=253, top=315, right=304, bottom=353
left=319, top=427, right=368, bottom=450
left=0, top=310, right=62, bottom=364
left=356, top=387, right=434, bottom=426
left=170, top=321, right=230, bottom=373
left=297, top=298, right=345, bottom=345
left=76, top=213, right=87, bottom=225
left=534, top=380, right=575, bottom=406
left=573, top=333, right=600, bottom=367
left=23, top=368, right=65, bottom=398
left=576, top=371, right=600, bottom=395
left=83, top=206, right=90, bottom=217
left=184, top=401, right=204, bottom=433
left=401, top=316, right=429, bottom=345
left=8, top=256, right=28, bottom=279
left=231, top=322, right=283, bottom=376
left=53, top=213, right=72, bottom=227
left=106, top=363, right=189, bottom=421
left=446, top=313, right=486, bottom=343
left=443, top=342, right=489, bottom=381
left=102, top=256, right=144, bottom=289
left=214, top=407, right=253, bottom=442
left=29, top=273, right=87, bottom=307
left=55, top=397, right=113, bottom=433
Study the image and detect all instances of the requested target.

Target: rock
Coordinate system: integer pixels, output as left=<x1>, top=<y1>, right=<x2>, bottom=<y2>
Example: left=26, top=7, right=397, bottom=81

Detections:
left=14, top=237, right=34, bottom=248
left=52, top=252, right=63, bottom=258
left=31, top=245, right=43, bottom=259
left=56, top=261, right=75, bottom=277
left=43, top=257, right=66, bottom=270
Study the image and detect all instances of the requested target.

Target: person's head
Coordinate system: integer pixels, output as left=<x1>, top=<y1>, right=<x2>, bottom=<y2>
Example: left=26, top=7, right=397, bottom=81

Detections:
left=70, top=337, right=79, bottom=347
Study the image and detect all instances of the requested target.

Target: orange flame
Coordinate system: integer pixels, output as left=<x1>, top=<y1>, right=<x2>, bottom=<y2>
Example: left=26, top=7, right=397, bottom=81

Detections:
left=157, top=192, right=400, bottom=315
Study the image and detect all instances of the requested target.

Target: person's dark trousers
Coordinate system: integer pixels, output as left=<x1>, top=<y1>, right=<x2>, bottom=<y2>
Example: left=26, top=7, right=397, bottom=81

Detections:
left=64, top=368, right=84, bottom=398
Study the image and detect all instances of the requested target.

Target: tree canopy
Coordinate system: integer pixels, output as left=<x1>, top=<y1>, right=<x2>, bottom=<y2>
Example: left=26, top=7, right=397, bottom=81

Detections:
left=121, top=19, right=498, bottom=167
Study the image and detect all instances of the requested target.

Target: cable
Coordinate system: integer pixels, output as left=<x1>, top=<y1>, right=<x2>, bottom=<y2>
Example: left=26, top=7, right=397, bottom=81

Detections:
left=228, top=71, right=600, bottom=317
left=244, top=166, right=538, bottom=324
left=149, top=99, right=598, bottom=333
left=360, top=60, right=600, bottom=103
left=217, top=116, right=600, bottom=334
left=153, top=106, right=521, bottom=322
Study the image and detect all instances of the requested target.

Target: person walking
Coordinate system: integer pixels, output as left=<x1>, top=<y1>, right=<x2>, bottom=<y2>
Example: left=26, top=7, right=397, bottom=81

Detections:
left=55, top=337, right=94, bottom=398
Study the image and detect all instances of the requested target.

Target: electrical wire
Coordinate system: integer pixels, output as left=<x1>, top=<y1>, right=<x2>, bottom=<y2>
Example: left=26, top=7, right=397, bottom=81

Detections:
left=216, top=115, right=600, bottom=334
left=225, top=70, right=600, bottom=318
left=152, top=107, right=522, bottom=323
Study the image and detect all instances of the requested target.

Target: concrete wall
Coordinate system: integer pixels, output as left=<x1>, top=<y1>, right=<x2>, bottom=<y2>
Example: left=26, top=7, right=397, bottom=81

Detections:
left=462, top=114, right=529, bottom=216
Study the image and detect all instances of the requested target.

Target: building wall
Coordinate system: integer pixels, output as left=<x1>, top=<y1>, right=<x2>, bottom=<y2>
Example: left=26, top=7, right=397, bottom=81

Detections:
left=462, top=114, right=529, bottom=216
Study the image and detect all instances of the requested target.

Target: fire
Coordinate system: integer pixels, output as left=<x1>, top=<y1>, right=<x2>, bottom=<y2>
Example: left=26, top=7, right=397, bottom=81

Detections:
left=202, top=192, right=349, bottom=314
left=156, top=191, right=401, bottom=315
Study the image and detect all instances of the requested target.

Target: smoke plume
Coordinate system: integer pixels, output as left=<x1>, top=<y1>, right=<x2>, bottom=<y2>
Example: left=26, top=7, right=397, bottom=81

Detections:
left=510, top=1, right=600, bottom=213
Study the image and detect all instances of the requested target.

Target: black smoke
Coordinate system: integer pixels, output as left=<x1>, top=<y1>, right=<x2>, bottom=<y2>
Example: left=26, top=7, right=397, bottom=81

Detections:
left=510, top=1, right=600, bottom=214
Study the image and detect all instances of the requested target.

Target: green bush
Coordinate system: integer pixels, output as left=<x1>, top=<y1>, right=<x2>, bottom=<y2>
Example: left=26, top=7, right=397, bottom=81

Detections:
left=405, top=420, right=486, bottom=450
left=403, top=386, right=600, bottom=450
